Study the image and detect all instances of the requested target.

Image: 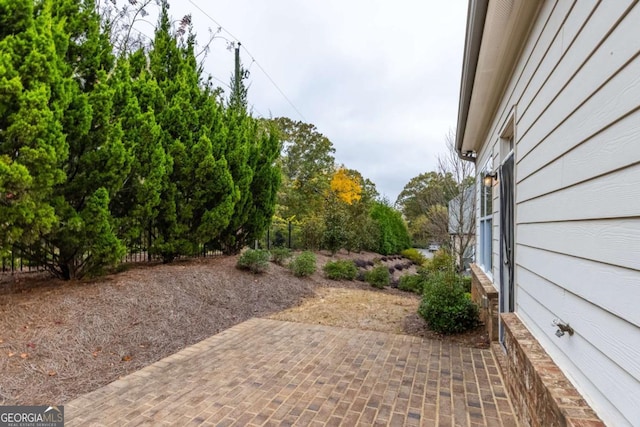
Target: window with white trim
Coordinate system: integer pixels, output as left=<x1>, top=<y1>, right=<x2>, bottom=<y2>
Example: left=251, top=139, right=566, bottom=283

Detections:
left=479, top=160, right=493, bottom=274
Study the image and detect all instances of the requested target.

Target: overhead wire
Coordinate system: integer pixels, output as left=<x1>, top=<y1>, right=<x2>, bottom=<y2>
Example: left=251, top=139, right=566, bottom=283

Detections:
left=185, top=0, right=307, bottom=121
left=123, top=26, right=232, bottom=90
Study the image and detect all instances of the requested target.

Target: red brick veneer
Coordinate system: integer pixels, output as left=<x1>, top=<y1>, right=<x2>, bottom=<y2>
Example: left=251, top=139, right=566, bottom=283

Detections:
left=501, top=313, right=605, bottom=427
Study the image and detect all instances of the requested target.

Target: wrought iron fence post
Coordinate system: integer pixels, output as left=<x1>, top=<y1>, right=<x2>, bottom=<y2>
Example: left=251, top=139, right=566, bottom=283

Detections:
left=147, top=226, right=152, bottom=262
left=267, top=228, right=270, bottom=250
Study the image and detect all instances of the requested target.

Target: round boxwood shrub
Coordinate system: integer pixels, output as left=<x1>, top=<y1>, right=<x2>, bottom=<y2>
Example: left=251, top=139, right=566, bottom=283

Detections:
left=418, top=271, right=479, bottom=334
left=236, top=249, right=270, bottom=274
left=365, top=264, right=390, bottom=289
left=323, top=260, right=358, bottom=280
left=289, top=251, right=317, bottom=277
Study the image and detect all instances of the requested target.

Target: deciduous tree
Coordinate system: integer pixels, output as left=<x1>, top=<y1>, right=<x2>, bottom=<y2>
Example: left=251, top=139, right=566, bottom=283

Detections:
left=272, top=117, right=335, bottom=220
left=438, top=130, right=475, bottom=271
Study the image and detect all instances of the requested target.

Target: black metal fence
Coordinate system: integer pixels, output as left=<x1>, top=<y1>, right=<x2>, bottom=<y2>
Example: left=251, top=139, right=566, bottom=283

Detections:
left=1, top=222, right=306, bottom=276
left=258, top=221, right=304, bottom=251
left=1, top=243, right=223, bottom=275
left=1, top=247, right=47, bottom=273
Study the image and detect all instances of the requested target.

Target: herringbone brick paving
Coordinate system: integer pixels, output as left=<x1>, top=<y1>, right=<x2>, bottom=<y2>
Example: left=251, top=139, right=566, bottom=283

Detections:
left=65, top=318, right=519, bottom=426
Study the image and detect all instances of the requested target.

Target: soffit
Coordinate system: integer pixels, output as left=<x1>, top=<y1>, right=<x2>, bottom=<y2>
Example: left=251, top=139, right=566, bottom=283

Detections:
left=459, top=0, right=541, bottom=154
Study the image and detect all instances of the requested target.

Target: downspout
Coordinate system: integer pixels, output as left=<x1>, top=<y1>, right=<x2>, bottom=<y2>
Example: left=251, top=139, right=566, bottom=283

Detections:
left=456, top=0, right=489, bottom=163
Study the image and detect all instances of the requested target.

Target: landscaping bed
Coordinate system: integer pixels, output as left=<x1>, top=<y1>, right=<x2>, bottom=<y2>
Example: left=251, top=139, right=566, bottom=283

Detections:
left=0, top=250, right=487, bottom=406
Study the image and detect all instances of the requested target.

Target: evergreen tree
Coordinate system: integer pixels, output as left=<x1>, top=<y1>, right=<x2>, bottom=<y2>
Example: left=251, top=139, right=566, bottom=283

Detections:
left=370, top=202, right=411, bottom=255
left=0, top=0, right=68, bottom=254
left=144, top=7, right=192, bottom=261
left=147, top=8, right=238, bottom=261
left=215, top=64, right=254, bottom=253
left=217, top=50, right=282, bottom=254
left=219, top=120, right=281, bottom=254
left=110, top=59, right=167, bottom=252
left=244, top=124, right=281, bottom=247
left=41, top=0, right=130, bottom=279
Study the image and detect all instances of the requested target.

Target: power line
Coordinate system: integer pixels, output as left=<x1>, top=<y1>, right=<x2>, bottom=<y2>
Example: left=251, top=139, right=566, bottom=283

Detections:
left=125, top=25, right=234, bottom=92
left=185, top=0, right=241, bottom=45
left=185, top=0, right=307, bottom=122
left=240, top=45, right=307, bottom=122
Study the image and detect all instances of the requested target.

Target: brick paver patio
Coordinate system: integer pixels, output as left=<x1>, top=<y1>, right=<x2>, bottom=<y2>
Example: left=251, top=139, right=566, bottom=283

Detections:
left=65, top=318, right=519, bottom=426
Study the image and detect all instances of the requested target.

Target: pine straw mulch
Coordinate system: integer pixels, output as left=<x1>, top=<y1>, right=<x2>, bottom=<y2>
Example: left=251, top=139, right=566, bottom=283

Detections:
left=0, top=250, right=488, bottom=406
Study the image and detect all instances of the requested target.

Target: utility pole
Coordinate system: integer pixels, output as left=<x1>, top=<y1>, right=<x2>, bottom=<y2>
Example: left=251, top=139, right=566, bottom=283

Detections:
left=232, top=42, right=242, bottom=105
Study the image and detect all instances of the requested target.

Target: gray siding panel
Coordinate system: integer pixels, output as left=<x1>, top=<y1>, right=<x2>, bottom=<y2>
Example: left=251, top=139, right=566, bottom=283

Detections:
left=475, top=1, right=640, bottom=425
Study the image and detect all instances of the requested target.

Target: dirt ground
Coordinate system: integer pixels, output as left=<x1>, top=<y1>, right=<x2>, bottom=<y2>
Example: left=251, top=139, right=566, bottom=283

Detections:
left=0, top=250, right=487, bottom=406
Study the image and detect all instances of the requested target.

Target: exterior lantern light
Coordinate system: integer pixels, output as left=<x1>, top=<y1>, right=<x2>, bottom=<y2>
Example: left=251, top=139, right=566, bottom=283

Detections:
left=483, top=171, right=498, bottom=187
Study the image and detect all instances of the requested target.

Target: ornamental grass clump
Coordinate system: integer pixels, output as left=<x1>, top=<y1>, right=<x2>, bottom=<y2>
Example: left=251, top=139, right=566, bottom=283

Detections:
left=418, top=271, right=479, bottom=334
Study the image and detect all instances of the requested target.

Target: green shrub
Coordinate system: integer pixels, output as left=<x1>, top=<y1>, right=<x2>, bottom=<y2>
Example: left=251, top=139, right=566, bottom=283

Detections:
left=423, top=249, right=455, bottom=273
left=236, top=249, right=270, bottom=274
left=398, top=274, right=424, bottom=294
left=461, top=275, right=472, bottom=293
left=418, top=271, right=479, bottom=334
left=323, top=260, right=358, bottom=280
left=365, top=264, right=390, bottom=289
left=270, top=248, right=292, bottom=266
left=401, top=248, right=427, bottom=266
left=370, top=202, right=411, bottom=255
left=289, top=251, right=317, bottom=277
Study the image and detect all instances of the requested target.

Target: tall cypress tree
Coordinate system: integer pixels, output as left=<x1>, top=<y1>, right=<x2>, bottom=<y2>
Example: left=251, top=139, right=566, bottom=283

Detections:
left=216, top=107, right=252, bottom=253
left=0, top=0, right=68, bottom=255
left=143, top=7, right=188, bottom=262
left=146, top=7, right=239, bottom=261
left=243, top=122, right=282, bottom=248
left=218, top=51, right=281, bottom=253
left=39, top=0, right=129, bottom=279
left=110, top=60, right=167, bottom=252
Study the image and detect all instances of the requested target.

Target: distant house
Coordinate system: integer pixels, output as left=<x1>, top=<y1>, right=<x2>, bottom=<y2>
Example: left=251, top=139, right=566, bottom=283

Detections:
left=456, top=1, right=640, bottom=426
left=447, top=186, right=474, bottom=270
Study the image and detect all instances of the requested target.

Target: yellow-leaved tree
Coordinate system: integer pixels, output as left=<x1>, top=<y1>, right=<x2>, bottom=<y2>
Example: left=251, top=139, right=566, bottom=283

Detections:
left=330, top=168, right=362, bottom=204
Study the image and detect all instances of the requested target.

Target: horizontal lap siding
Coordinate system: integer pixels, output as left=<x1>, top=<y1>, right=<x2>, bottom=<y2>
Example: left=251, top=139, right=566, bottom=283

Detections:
left=517, top=246, right=640, bottom=327
left=517, top=283, right=640, bottom=425
left=477, top=1, right=640, bottom=425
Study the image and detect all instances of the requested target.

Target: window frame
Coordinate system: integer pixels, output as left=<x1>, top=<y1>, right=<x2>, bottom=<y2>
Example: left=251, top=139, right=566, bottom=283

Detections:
left=478, top=158, right=494, bottom=276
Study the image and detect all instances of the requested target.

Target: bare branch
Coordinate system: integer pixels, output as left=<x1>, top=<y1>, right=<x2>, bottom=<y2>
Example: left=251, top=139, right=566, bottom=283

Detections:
left=437, top=129, right=476, bottom=272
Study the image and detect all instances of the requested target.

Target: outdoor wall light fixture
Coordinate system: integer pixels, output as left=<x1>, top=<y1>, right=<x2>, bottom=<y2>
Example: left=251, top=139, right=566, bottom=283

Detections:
left=483, top=171, right=498, bottom=187
left=552, top=318, right=574, bottom=338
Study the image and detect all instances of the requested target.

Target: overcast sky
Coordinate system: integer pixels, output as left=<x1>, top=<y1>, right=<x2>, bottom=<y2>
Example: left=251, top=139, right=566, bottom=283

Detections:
left=155, top=0, right=468, bottom=202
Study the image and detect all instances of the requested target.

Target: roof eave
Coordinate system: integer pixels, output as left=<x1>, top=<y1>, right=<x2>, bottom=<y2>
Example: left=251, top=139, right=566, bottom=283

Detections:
left=455, top=0, right=489, bottom=163
left=455, top=0, right=542, bottom=161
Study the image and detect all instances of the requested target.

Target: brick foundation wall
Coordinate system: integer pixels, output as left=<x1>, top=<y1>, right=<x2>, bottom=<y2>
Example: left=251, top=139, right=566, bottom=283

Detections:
left=501, top=313, right=605, bottom=427
left=470, top=264, right=499, bottom=342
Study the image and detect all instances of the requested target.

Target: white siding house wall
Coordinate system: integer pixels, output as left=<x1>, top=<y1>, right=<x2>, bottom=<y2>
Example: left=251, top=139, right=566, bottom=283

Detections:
left=473, top=1, right=640, bottom=425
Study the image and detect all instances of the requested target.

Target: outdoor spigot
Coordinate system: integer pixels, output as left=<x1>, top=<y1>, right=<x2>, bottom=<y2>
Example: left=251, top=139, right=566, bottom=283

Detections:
left=552, top=318, right=574, bottom=338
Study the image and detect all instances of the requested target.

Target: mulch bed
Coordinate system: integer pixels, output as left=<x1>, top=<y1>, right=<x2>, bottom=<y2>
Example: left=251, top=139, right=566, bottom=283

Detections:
left=0, top=251, right=488, bottom=406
